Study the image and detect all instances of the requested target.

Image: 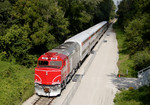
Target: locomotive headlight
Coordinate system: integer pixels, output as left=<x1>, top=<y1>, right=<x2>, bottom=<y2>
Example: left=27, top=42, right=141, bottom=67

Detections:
left=51, top=85, right=61, bottom=90
left=57, top=84, right=61, bottom=88
left=35, top=83, right=42, bottom=89
left=42, top=57, right=48, bottom=60
left=35, top=83, right=39, bottom=87
left=54, top=85, right=58, bottom=90
left=51, top=85, right=57, bottom=90
left=51, top=57, right=57, bottom=60
left=35, top=84, right=37, bottom=86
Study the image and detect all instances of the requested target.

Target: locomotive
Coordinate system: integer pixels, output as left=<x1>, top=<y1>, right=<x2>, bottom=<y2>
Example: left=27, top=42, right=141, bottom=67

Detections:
left=34, top=21, right=109, bottom=96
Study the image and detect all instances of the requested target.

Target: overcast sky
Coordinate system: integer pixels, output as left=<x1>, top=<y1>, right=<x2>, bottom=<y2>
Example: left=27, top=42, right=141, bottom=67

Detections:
left=113, top=0, right=122, bottom=11
left=113, top=0, right=122, bottom=6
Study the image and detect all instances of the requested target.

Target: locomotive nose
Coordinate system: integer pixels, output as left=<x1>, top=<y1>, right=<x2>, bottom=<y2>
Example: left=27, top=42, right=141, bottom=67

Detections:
left=35, top=68, right=61, bottom=85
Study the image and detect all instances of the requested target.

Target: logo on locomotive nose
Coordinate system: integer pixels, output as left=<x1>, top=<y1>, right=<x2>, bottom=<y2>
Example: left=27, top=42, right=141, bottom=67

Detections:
left=44, top=87, right=50, bottom=93
left=46, top=71, right=48, bottom=75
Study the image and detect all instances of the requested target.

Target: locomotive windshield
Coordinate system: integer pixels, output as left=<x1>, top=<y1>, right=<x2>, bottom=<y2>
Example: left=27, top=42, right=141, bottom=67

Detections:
left=38, top=60, right=62, bottom=69
left=38, top=61, right=48, bottom=66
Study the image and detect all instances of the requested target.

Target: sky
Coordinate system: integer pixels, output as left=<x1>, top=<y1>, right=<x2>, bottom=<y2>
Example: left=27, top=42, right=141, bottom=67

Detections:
left=113, top=0, right=122, bottom=11
left=113, top=0, right=122, bottom=6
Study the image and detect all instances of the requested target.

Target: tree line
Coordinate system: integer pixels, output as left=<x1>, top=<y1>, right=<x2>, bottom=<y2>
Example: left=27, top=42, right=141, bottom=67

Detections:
left=116, top=0, right=150, bottom=70
left=0, top=0, right=115, bottom=66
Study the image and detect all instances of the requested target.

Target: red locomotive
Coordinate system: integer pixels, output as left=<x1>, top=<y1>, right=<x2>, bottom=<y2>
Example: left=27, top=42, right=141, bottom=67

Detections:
left=34, top=21, right=108, bottom=96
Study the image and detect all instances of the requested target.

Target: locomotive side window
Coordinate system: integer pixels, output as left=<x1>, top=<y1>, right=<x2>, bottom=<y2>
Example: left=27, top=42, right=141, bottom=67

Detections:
left=38, top=61, right=48, bottom=66
left=50, top=61, right=62, bottom=67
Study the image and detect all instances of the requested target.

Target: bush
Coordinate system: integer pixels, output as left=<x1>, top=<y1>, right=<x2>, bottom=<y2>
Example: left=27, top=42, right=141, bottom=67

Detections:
left=114, top=86, right=150, bottom=105
left=132, top=50, right=150, bottom=71
left=128, top=87, right=134, bottom=91
left=0, top=61, right=34, bottom=105
left=123, top=14, right=150, bottom=55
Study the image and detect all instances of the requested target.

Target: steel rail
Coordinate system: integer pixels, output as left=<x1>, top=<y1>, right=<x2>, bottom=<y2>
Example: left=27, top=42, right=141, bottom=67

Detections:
left=33, top=97, right=55, bottom=105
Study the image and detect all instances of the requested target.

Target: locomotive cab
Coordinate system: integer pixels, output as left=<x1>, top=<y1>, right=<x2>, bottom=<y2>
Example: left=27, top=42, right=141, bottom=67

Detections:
left=35, top=52, right=67, bottom=96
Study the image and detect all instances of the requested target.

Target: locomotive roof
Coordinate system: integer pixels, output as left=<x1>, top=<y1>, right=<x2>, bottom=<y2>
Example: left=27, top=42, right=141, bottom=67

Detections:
left=49, top=42, right=79, bottom=56
left=65, top=21, right=107, bottom=45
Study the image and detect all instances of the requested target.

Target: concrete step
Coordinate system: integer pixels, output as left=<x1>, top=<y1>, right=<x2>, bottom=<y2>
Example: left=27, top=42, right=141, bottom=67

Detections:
left=112, top=77, right=139, bottom=90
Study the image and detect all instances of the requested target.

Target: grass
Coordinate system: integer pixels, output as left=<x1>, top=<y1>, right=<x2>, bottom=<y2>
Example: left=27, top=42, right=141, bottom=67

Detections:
left=0, top=60, right=35, bottom=105
left=114, top=86, right=150, bottom=105
left=113, top=24, right=137, bottom=77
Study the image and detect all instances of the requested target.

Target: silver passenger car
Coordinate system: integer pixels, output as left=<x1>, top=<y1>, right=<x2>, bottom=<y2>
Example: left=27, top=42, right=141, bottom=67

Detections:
left=65, top=21, right=108, bottom=61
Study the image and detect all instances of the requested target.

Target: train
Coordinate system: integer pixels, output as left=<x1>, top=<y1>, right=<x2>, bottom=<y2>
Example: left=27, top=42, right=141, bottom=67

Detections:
left=34, top=21, right=109, bottom=96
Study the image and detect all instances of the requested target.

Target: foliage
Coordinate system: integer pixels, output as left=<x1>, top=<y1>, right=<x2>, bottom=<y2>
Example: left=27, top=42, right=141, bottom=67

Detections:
left=63, top=0, right=92, bottom=35
left=116, top=0, right=150, bottom=69
left=0, top=60, right=34, bottom=105
left=93, top=0, right=115, bottom=23
left=125, top=14, right=150, bottom=55
left=0, top=0, right=12, bottom=36
left=0, top=0, right=115, bottom=104
left=0, top=0, right=69, bottom=66
left=58, top=0, right=115, bottom=36
left=115, top=1, right=150, bottom=104
left=132, top=50, right=150, bottom=71
left=136, top=0, right=150, bottom=14
left=114, top=86, right=150, bottom=105
left=0, top=0, right=115, bottom=66
left=113, top=24, right=136, bottom=77
left=117, top=0, right=136, bottom=29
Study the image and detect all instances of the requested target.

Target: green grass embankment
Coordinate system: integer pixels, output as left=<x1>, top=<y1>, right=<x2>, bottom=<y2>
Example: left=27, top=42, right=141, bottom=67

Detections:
left=113, top=24, right=136, bottom=77
left=0, top=60, right=34, bottom=105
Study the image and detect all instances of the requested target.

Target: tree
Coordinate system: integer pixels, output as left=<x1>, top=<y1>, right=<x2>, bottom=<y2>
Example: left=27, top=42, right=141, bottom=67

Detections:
left=125, top=18, right=144, bottom=54
left=59, top=0, right=93, bottom=35
left=94, top=0, right=115, bottom=23
left=117, top=0, right=150, bottom=69
left=0, top=0, right=115, bottom=66
left=58, top=0, right=115, bottom=36
left=0, top=0, right=12, bottom=36
left=11, top=0, right=69, bottom=53
left=118, top=0, right=150, bottom=54
left=39, top=0, right=69, bottom=43
left=1, top=24, right=32, bottom=64
left=117, top=0, right=136, bottom=29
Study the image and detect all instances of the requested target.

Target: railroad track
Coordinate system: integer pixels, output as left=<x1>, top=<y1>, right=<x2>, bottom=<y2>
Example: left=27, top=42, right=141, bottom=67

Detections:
left=33, top=97, right=55, bottom=105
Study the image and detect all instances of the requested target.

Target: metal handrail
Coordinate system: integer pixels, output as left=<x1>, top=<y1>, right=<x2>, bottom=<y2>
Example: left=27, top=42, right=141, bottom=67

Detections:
left=138, top=66, right=150, bottom=74
left=138, top=66, right=150, bottom=86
